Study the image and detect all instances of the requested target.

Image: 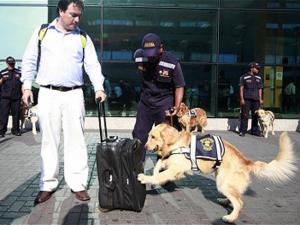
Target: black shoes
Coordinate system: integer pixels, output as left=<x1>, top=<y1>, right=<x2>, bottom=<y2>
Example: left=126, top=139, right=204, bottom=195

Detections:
left=34, top=191, right=55, bottom=206
left=11, top=131, right=21, bottom=136
left=251, top=131, right=261, bottom=137
left=0, top=133, right=4, bottom=138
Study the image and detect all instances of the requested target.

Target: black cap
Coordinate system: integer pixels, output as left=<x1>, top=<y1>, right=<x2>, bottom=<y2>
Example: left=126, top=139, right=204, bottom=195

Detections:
left=6, top=56, right=15, bottom=64
left=248, top=62, right=260, bottom=70
left=141, top=33, right=161, bottom=57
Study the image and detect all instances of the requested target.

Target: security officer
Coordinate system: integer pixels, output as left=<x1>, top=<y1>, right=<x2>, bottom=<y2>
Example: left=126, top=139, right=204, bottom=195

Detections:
left=132, top=33, right=185, bottom=160
left=239, top=62, right=263, bottom=137
left=0, top=56, right=22, bottom=137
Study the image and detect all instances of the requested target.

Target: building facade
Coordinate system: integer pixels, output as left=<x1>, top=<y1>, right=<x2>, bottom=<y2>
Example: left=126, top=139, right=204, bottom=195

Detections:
left=1, top=0, right=300, bottom=119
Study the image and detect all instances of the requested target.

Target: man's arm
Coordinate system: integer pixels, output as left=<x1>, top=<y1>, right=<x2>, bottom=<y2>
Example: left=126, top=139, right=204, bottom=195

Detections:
left=83, top=34, right=106, bottom=102
left=174, top=87, right=184, bottom=110
left=21, top=27, right=40, bottom=106
left=259, top=88, right=263, bottom=105
left=239, top=86, right=245, bottom=106
left=83, top=35, right=106, bottom=102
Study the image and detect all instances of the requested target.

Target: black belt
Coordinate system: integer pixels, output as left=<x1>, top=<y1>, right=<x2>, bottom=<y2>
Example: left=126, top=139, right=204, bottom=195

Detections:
left=41, top=85, right=82, bottom=92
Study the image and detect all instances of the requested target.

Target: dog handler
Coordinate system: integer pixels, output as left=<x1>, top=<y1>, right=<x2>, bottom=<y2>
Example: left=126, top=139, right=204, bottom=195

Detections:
left=239, top=62, right=263, bottom=137
left=132, top=33, right=185, bottom=161
left=0, top=56, right=22, bottom=137
left=21, top=0, right=106, bottom=205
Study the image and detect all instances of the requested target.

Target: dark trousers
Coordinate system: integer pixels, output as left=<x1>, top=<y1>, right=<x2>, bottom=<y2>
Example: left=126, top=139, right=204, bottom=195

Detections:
left=0, top=98, right=21, bottom=134
left=239, top=99, right=260, bottom=133
left=132, top=99, right=173, bottom=161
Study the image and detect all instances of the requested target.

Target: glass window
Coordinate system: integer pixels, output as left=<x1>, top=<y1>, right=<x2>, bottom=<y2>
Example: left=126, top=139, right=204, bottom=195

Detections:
left=217, top=65, right=300, bottom=118
left=103, top=7, right=217, bottom=63
left=217, top=65, right=248, bottom=117
left=48, top=0, right=102, bottom=6
left=221, top=0, right=300, bottom=9
left=85, top=62, right=140, bottom=117
left=104, top=0, right=217, bottom=8
left=182, top=64, right=215, bottom=117
left=219, top=10, right=300, bottom=65
left=0, top=6, right=47, bottom=61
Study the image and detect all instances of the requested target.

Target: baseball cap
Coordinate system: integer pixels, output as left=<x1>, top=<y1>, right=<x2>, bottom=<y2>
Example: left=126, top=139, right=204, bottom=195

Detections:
left=6, top=56, right=15, bottom=64
left=248, top=62, right=260, bottom=70
left=141, top=33, right=161, bottom=57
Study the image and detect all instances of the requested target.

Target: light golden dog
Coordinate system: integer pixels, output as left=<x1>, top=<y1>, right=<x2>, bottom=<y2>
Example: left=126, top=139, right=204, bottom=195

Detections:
left=138, top=123, right=297, bottom=223
left=176, top=102, right=207, bottom=133
left=255, top=109, right=275, bottom=138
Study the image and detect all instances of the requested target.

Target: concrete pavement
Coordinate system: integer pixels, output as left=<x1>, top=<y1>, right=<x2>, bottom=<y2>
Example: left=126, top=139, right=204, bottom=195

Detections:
left=0, top=129, right=299, bottom=225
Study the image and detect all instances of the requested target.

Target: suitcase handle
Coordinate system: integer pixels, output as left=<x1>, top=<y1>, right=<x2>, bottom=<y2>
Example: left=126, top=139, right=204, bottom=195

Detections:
left=103, top=169, right=116, bottom=190
left=107, top=136, right=118, bottom=142
left=97, top=100, right=108, bottom=142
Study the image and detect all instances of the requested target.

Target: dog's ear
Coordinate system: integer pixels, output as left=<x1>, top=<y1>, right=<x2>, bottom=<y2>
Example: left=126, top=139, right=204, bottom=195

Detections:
left=160, top=124, right=180, bottom=145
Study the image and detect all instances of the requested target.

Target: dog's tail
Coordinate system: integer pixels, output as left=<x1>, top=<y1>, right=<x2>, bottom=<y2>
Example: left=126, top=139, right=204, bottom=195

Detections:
left=251, top=132, right=297, bottom=184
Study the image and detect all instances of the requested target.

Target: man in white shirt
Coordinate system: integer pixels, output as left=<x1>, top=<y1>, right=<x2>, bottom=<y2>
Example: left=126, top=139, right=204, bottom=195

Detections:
left=21, top=0, right=106, bottom=205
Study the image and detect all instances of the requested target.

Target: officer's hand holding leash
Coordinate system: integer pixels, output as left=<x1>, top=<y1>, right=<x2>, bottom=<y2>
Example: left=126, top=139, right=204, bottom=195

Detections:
left=260, top=99, right=264, bottom=106
left=240, top=99, right=245, bottom=106
left=165, top=106, right=178, bottom=117
left=95, top=90, right=107, bottom=103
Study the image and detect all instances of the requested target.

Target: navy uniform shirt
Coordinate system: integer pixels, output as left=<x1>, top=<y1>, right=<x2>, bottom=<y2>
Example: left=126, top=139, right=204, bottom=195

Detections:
left=239, top=72, right=263, bottom=100
left=137, top=51, right=185, bottom=108
left=0, top=68, right=22, bottom=100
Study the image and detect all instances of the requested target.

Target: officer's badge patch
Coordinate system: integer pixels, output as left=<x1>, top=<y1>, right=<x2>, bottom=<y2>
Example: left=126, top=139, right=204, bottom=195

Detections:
left=200, top=137, right=214, bottom=151
left=159, top=69, right=170, bottom=77
left=138, top=65, right=146, bottom=72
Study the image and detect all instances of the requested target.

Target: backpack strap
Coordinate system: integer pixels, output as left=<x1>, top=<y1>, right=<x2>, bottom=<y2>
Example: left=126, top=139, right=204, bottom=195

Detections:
left=79, top=30, right=87, bottom=62
left=37, top=23, right=49, bottom=72
left=36, top=24, right=87, bottom=71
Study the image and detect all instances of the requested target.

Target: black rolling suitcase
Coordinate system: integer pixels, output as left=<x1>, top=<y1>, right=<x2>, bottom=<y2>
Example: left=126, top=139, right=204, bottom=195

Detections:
left=96, top=102, right=146, bottom=212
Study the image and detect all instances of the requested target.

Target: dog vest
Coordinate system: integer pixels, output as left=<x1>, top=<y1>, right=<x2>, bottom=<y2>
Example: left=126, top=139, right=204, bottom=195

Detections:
left=171, top=134, right=225, bottom=171
left=186, top=109, right=197, bottom=118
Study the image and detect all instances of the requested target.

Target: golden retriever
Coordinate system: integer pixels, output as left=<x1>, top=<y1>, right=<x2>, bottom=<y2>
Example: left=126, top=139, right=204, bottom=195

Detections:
left=255, top=109, right=275, bottom=138
left=138, top=123, right=297, bottom=223
left=176, top=102, right=207, bottom=133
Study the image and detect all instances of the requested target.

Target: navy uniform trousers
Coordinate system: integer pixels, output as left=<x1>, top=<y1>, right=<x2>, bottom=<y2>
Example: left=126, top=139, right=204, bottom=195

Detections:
left=0, top=98, right=21, bottom=134
left=240, top=99, right=260, bottom=134
left=132, top=98, right=173, bottom=161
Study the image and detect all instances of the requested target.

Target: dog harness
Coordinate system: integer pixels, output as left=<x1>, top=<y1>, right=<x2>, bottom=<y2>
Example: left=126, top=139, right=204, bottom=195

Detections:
left=171, top=134, right=225, bottom=171
left=186, top=109, right=197, bottom=118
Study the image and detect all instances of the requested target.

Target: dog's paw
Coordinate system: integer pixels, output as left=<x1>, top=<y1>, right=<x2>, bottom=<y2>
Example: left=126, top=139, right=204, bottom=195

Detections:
left=137, top=173, right=148, bottom=184
left=222, top=214, right=236, bottom=223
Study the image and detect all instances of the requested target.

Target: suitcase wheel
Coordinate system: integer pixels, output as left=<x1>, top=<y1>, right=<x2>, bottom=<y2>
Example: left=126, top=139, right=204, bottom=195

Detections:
left=98, top=206, right=111, bottom=213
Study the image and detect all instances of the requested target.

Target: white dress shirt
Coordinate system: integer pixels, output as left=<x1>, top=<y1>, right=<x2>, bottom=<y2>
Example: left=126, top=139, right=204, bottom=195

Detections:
left=21, top=19, right=104, bottom=91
